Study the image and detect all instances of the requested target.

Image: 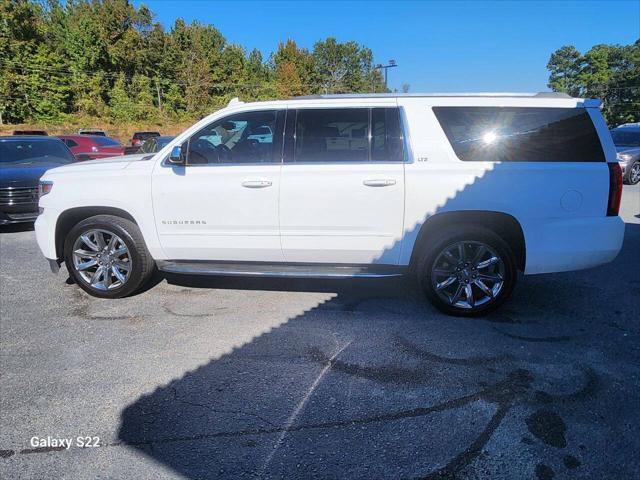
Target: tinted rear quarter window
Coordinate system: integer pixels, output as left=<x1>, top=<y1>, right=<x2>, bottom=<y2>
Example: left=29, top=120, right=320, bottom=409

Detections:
left=433, top=107, right=605, bottom=162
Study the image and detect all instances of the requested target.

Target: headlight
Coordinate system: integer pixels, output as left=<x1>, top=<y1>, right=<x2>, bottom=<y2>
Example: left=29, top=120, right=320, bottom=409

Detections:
left=38, top=180, right=53, bottom=197
left=617, top=153, right=633, bottom=162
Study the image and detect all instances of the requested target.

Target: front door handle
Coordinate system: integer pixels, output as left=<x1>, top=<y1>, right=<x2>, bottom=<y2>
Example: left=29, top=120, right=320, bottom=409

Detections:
left=242, top=179, right=273, bottom=188
left=363, top=178, right=396, bottom=187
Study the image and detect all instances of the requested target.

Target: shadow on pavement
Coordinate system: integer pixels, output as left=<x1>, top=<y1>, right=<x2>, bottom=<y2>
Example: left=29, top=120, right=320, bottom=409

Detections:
left=116, top=160, right=639, bottom=478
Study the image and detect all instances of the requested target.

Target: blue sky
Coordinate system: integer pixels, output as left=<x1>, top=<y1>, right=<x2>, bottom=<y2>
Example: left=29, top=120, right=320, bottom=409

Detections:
left=136, top=0, right=640, bottom=93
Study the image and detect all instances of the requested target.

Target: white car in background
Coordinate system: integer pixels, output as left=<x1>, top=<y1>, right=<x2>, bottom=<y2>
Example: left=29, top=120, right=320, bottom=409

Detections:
left=35, top=93, right=624, bottom=316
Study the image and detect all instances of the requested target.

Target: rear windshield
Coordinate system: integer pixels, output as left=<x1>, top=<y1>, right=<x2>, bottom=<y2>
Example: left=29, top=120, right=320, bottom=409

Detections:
left=610, top=129, right=640, bottom=148
left=0, top=140, right=75, bottom=165
left=433, top=107, right=605, bottom=162
left=93, top=137, right=121, bottom=146
left=133, top=132, right=160, bottom=139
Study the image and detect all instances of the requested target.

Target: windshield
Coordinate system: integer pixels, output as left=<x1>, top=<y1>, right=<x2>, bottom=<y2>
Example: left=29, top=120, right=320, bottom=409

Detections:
left=0, top=140, right=75, bottom=165
left=93, top=137, right=121, bottom=146
left=611, top=129, right=640, bottom=147
left=156, top=137, right=174, bottom=149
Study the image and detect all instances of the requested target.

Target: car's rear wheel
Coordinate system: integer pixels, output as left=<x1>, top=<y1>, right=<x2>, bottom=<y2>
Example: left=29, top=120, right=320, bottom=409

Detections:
left=64, top=215, right=154, bottom=298
left=417, top=226, right=517, bottom=317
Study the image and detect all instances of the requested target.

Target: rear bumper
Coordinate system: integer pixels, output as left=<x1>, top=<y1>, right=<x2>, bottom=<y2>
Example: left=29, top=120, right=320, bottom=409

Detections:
left=523, top=216, right=625, bottom=274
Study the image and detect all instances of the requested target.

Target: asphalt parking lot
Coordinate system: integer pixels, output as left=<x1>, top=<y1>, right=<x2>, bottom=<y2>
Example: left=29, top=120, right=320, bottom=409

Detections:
left=1, top=185, right=638, bottom=480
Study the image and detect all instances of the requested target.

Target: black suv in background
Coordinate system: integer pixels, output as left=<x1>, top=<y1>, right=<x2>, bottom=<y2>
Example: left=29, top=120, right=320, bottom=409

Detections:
left=0, top=136, right=75, bottom=225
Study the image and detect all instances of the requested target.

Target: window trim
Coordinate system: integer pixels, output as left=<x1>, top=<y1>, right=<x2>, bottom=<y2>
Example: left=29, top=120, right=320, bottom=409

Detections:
left=283, top=107, right=406, bottom=165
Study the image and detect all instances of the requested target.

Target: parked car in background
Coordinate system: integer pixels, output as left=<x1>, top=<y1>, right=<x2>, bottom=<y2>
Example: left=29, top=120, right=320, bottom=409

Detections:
left=139, top=135, right=175, bottom=154
left=0, top=136, right=75, bottom=225
left=13, top=130, right=48, bottom=136
left=78, top=128, right=106, bottom=136
left=131, top=131, right=160, bottom=147
left=611, top=123, right=640, bottom=184
left=36, top=93, right=624, bottom=317
left=57, top=135, right=125, bottom=160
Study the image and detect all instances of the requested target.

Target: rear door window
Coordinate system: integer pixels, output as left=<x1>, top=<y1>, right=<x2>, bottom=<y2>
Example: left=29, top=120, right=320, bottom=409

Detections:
left=433, top=107, right=605, bottom=162
left=294, top=108, right=369, bottom=162
left=290, top=107, right=404, bottom=163
left=371, top=107, right=404, bottom=162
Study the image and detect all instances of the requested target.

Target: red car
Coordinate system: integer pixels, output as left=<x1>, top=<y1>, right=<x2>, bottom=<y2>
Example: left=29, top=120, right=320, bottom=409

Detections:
left=57, top=135, right=125, bottom=160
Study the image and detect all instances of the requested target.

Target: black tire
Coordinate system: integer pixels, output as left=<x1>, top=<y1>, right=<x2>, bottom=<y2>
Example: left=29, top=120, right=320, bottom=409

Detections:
left=416, top=226, right=517, bottom=317
left=64, top=215, right=154, bottom=298
left=626, top=161, right=640, bottom=185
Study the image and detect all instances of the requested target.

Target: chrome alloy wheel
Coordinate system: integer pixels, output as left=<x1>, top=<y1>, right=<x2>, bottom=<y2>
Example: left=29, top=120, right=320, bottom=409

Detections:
left=431, top=241, right=505, bottom=310
left=72, top=229, right=132, bottom=291
left=630, top=163, right=640, bottom=184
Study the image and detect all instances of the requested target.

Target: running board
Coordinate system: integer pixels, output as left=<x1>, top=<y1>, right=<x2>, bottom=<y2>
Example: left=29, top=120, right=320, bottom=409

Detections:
left=157, top=261, right=406, bottom=279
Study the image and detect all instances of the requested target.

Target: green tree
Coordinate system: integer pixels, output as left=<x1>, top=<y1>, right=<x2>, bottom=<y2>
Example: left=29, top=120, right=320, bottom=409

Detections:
left=547, top=45, right=583, bottom=97
left=272, top=39, right=315, bottom=97
left=108, top=73, right=135, bottom=121
left=547, top=41, right=640, bottom=125
left=312, top=37, right=385, bottom=93
left=130, top=73, right=155, bottom=121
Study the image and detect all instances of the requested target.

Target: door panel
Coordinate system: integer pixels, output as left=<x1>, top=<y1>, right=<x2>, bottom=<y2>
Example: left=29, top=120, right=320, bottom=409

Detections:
left=279, top=107, right=405, bottom=265
left=279, top=163, right=404, bottom=264
left=151, top=109, right=284, bottom=261
left=152, top=164, right=283, bottom=261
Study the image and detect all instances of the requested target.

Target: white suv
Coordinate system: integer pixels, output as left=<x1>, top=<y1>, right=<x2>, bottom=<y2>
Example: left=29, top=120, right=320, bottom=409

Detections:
left=35, top=93, right=625, bottom=316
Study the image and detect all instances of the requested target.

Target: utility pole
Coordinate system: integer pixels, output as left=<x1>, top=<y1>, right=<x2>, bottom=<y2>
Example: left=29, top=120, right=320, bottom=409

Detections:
left=374, top=60, right=398, bottom=90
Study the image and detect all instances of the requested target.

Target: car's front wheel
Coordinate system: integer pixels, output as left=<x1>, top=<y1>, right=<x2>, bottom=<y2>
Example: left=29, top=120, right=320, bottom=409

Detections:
left=627, top=161, right=640, bottom=185
left=417, top=226, right=517, bottom=317
left=64, top=215, right=154, bottom=298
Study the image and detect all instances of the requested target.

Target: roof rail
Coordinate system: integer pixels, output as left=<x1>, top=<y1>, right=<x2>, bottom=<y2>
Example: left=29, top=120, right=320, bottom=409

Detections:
left=290, top=92, right=575, bottom=100
left=228, top=97, right=244, bottom=107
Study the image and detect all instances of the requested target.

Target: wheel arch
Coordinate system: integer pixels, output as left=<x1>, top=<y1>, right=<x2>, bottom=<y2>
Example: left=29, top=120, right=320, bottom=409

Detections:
left=408, top=210, right=526, bottom=272
left=55, top=207, right=138, bottom=260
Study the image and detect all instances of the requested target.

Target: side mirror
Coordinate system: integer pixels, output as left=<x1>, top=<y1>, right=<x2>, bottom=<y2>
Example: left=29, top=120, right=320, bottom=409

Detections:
left=168, top=145, right=185, bottom=165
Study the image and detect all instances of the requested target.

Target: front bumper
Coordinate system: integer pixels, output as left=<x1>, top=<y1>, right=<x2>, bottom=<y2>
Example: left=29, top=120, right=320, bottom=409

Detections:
left=0, top=209, right=38, bottom=225
left=34, top=206, right=60, bottom=261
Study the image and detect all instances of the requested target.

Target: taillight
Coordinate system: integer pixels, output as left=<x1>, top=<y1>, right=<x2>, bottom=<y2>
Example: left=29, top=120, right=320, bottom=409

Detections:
left=607, top=162, right=622, bottom=216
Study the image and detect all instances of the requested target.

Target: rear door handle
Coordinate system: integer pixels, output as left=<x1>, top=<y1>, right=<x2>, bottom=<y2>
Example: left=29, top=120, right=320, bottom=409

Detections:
left=242, top=179, right=273, bottom=188
left=363, top=178, right=396, bottom=187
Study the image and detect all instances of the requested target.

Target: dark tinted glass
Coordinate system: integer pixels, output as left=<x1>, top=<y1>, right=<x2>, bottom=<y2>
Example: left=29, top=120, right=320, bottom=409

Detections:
left=133, top=132, right=160, bottom=140
left=188, top=110, right=281, bottom=164
left=371, top=108, right=404, bottom=161
left=93, top=137, right=121, bottom=146
left=156, top=136, right=175, bottom=150
left=0, top=140, right=75, bottom=164
left=295, top=109, right=368, bottom=162
left=433, top=107, right=605, bottom=162
left=140, top=138, right=156, bottom=153
left=610, top=129, right=640, bottom=147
